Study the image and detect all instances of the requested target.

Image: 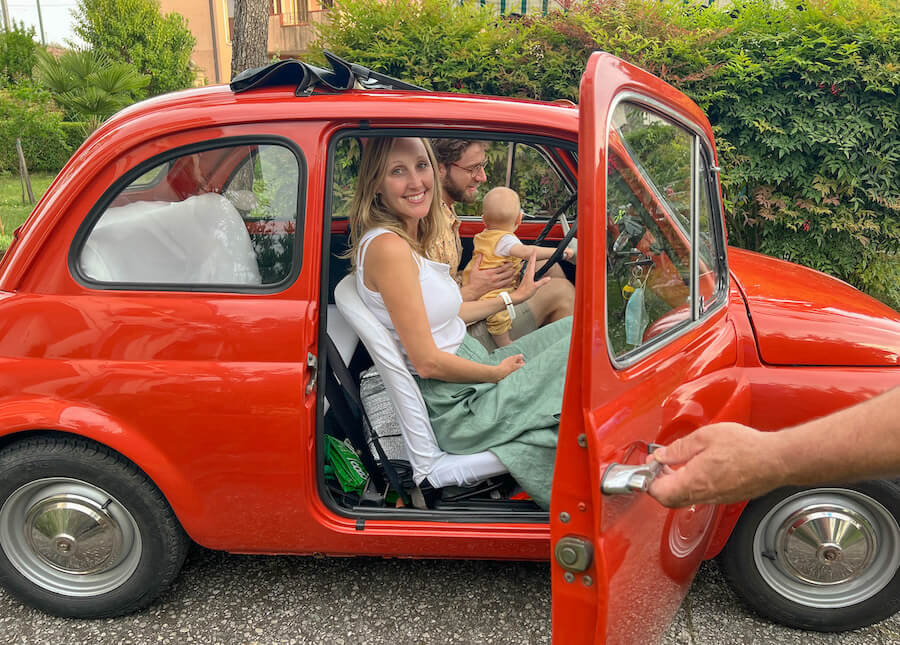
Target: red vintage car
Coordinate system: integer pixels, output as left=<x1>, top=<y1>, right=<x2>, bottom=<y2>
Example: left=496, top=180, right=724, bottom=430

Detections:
left=0, top=52, right=898, bottom=643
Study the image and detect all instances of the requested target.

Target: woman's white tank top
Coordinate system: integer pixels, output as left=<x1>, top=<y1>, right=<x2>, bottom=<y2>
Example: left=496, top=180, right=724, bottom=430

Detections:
left=355, top=228, right=466, bottom=374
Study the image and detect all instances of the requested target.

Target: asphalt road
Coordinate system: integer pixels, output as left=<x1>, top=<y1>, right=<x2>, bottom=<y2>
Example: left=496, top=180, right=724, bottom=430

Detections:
left=1, top=547, right=898, bottom=644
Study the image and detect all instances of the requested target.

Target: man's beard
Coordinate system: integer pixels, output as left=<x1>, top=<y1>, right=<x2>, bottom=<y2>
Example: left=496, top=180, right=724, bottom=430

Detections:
left=442, top=178, right=477, bottom=204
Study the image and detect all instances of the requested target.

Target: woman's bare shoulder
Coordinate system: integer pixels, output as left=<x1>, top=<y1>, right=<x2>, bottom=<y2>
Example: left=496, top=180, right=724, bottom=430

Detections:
left=366, top=230, right=412, bottom=261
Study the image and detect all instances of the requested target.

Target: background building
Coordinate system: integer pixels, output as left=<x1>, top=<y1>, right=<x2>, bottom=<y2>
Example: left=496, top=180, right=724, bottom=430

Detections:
left=157, top=0, right=329, bottom=85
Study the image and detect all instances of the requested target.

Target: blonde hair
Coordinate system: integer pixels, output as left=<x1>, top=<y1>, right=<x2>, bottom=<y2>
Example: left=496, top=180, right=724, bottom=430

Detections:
left=346, top=137, right=447, bottom=269
left=482, top=186, right=521, bottom=230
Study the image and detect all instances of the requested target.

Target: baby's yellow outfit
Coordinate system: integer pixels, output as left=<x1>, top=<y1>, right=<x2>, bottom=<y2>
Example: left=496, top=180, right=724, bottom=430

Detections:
left=462, top=229, right=522, bottom=335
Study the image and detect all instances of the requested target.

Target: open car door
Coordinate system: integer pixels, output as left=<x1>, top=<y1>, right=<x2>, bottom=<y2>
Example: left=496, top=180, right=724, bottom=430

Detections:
left=550, top=52, right=752, bottom=644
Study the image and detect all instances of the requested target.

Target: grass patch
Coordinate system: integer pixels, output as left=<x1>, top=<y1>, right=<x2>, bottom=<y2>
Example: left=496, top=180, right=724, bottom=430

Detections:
left=0, top=172, right=55, bottom=254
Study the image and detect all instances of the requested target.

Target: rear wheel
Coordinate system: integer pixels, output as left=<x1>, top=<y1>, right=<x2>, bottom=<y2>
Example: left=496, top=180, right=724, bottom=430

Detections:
left=0, top=436, right=189, bottom=617
left=720, top=481, right=900, bottom=631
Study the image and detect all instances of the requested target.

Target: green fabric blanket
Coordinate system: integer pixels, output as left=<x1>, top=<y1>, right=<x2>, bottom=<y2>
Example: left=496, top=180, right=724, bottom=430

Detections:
left=417, top=316, right=572, bottom=509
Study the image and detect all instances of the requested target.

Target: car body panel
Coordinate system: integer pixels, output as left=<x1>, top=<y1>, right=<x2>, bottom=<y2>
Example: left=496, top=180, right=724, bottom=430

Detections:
left=729, top=248, right=900, bottom=366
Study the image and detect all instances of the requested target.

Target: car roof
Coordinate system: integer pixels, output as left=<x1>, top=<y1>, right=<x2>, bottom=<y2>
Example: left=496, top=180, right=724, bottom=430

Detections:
left=90, top=84, right=581, bottom=150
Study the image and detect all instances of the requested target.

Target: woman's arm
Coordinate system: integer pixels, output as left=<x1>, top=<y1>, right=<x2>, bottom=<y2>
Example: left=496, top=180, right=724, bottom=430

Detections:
left=457, top=248, right=551, bottom=323
left=365, top=233, right=523, bottom=383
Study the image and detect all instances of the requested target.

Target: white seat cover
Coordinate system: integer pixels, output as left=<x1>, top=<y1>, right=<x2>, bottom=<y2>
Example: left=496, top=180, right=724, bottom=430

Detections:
left=80, top=193, right=262, bottom=285
left=333, top=274, right=506, bottom=488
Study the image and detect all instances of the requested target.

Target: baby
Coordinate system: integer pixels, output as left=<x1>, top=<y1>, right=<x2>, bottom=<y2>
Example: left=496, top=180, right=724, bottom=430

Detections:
left=462, top=186, right=573, bottom=347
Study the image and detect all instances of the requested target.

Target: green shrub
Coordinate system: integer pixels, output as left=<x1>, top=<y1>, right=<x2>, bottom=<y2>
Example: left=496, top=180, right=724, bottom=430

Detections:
left=316, top=0, right=900, bottom=310
left=0, top=21, right=39, bottom=86
left=61, top=121, right=89, bottom=153
left=35, top=48, right=150, bottom=125
left=73, top=0, right=195, bottom=96
left=0, top=85, right=73, bottom=173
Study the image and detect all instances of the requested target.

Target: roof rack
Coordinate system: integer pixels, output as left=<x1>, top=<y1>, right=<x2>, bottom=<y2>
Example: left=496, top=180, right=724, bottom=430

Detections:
left=230, top=50, right=427, bottom=96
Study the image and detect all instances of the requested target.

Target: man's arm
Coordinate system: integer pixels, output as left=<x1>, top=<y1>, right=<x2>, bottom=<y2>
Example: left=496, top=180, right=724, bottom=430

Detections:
left=459, top=253, right=515, bottom=301
left=648, top=386, right=900, bottom=507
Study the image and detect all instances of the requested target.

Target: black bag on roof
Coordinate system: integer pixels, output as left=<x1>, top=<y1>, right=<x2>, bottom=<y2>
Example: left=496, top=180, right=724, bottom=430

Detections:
left=230, top=50, right=424, bottom=96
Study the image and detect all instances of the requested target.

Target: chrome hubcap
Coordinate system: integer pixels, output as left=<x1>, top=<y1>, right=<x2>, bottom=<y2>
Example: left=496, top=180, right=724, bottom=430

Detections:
left=753, top=488, right=900, bottom=608
left=778, top=506, right=876, bottom=585
left=25, top=495, right=124, bottom=574
left=1, top=478, right=142, bottom=597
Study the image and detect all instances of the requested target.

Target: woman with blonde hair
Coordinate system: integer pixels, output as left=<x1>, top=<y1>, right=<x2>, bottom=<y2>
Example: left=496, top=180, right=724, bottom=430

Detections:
left=348, top=136, right=572, bottom=508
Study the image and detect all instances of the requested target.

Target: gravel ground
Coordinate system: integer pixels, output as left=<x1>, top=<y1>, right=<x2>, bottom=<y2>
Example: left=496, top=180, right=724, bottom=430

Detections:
left=0, top=548, right=897, bottom=644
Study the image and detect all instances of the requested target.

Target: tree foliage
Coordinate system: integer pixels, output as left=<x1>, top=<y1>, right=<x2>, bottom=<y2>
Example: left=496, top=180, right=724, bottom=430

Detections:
left=35, top=49, right=149, bottom=128
left=72, top=0, right=195, bottom=96
left=316, top=0, right=900, bottom=310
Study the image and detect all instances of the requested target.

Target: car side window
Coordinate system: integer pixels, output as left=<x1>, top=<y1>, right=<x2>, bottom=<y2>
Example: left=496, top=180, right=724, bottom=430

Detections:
left=454, top=141, right=574, bottom=221
left=509, top=143, right=576, bottom=223
left=78, top=143, right=301, bottom=288
left=606, top=101, right=724, bottom=361
left=331, top=137, right=362, bottom=221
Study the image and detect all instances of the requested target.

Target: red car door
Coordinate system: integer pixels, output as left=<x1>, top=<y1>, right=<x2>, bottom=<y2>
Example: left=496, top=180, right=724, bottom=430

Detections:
left=550, top=53, right=752, bottom=644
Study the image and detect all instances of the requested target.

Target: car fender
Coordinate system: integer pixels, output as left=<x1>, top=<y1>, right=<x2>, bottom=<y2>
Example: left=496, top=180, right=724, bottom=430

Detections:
left=0, top=396, right=204, bottom=541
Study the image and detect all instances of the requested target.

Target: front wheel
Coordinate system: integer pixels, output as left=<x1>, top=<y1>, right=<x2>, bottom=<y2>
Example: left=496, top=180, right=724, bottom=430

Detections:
left=0, top=436, right=189, bottom=617
left=719, top=481, right=900, bottom=631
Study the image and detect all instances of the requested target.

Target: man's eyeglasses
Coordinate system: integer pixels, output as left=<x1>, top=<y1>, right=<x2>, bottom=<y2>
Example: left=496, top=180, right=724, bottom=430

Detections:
left=450, top=161, right=488, bottom=177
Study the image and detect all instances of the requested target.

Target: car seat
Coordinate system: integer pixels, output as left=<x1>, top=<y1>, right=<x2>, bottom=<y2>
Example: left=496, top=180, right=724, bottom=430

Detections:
left=333, top=275, right=508, bottom=489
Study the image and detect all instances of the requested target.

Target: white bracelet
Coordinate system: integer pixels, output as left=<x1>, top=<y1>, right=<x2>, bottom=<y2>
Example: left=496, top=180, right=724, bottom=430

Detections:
left=498, top=291, right=516, bottom=320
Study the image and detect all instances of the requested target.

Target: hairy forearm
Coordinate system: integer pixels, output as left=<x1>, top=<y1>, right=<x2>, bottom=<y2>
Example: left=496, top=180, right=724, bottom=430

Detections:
left=773, top=387, right=900, bottom=487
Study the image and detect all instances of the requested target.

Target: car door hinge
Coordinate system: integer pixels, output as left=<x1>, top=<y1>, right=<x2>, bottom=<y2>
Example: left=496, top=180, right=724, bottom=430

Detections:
left=305, top=352, right=318, bottom=395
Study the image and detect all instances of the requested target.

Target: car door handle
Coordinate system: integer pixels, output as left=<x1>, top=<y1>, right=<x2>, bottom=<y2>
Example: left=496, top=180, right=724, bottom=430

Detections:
left=601, top=458, right=662, bottom=495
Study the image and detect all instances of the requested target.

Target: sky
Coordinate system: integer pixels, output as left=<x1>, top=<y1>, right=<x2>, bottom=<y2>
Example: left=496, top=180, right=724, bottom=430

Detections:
left=7, top=0, right=85, bottom=47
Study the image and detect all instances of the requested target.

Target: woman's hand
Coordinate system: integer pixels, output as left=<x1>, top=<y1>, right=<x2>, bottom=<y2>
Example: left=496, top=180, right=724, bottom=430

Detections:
left=492, top=353, right=525, bottom=382
left=511, top=249, right=551, bottom=305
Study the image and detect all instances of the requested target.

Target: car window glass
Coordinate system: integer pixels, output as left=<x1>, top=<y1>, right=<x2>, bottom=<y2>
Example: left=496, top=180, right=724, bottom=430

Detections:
left=454, top=141, right=572, bottom=221
left=79, top=143, right=300, bottom=287
left=697, top=152, right=724, bottom=314
left=331, top=137, right=361, bottom=220
left=510, top=143, right=575, bottom=223
left=607, top=102, right=693, bottom=359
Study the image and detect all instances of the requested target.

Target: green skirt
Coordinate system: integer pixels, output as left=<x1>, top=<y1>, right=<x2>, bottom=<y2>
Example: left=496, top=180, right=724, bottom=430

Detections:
left=416, top=316, right=572, bottom=509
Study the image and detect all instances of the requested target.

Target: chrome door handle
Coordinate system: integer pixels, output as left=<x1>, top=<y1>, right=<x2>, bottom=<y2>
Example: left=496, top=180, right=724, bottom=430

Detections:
left=601, top=459, right=662, bottom=495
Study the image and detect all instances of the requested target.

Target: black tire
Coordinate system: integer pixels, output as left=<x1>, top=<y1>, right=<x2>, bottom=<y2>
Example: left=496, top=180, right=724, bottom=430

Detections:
left=0, top=436, right=190, bottom=618
left=719, top=480, right=900, bottom=631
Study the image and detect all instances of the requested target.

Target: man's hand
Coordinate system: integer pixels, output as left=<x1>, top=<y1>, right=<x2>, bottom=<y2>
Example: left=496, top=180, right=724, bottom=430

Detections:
left=460, top=253, right=516, bottom=301
left=647, top=423, right=788, bottom=507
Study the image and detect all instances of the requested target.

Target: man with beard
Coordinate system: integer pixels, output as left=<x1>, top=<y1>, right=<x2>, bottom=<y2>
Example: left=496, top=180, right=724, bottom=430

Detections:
left=430, top=138, right=575, bottom=344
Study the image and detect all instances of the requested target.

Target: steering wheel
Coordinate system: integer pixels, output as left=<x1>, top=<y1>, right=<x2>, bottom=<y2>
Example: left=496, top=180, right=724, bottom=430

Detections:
left=534, top=219, right=577, bottom=281
left=519, top=192, right=578, bottom=282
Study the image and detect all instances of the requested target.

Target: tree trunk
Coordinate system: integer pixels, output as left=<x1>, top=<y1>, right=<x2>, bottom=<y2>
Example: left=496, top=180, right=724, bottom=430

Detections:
left=231, top=0, right=270, bottom=79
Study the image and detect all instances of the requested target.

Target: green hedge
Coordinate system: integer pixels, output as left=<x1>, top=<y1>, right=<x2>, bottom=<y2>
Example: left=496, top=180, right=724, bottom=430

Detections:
left=315, top=0, right=900, bottom=310
left=0, top=85, right=88, bottom=174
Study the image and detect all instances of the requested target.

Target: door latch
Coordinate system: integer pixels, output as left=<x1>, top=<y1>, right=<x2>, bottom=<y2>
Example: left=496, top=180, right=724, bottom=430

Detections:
left=554, top=535, right=594, bottom=573
left=305, top=352, right=317, bottom=395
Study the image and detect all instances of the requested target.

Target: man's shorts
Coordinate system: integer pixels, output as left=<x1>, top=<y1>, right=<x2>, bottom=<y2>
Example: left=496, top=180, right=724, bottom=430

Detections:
left=467, top=302, right=537, bottom=351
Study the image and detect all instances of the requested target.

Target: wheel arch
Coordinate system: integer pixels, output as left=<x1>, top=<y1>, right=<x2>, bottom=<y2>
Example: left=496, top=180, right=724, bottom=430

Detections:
left=0, top=399, right=204, bottom=544
left=703, top=500, right=750, bottom=559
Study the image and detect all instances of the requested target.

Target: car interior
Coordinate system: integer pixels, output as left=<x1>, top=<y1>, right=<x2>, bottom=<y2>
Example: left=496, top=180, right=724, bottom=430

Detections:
left=318, top=131, right=579, bottom=520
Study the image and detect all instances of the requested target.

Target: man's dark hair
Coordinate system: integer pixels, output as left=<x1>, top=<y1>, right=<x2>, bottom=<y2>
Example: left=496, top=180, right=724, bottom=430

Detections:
left=430, top=138, right=487, bottom=167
